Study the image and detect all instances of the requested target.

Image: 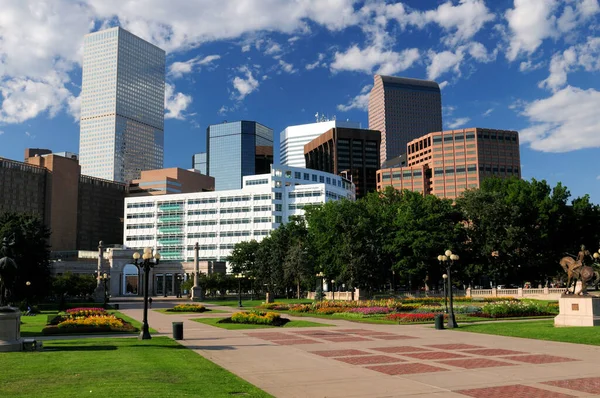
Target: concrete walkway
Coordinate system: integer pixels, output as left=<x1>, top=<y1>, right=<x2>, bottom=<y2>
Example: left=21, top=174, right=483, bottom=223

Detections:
left=118, top=301, right=600, bottom=398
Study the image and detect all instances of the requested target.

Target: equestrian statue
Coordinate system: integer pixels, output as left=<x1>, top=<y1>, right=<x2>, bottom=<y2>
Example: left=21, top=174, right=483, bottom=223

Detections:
left=559, top=245, right=600, bottom=295
left=0, top=235, right=17, bottom=307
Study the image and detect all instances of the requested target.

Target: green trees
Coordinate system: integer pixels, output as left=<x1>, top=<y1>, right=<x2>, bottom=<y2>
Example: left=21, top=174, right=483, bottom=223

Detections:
left=0, top=213, right=52, bottom=303
left=227, top=177, right=600, bottom=294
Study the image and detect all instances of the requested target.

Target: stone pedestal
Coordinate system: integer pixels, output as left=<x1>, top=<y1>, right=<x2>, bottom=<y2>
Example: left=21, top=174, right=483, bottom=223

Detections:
left=0, top=308, right=23, bottom=352
left=265, top=293, right=274, bottom=303
left=554, top=295, right=600, bottom=327
left=191, top=286, right=204, bottom=301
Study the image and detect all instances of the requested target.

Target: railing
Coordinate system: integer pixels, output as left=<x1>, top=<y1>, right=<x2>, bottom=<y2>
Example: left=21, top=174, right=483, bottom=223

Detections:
left=466, top=287, right=567, bottom=298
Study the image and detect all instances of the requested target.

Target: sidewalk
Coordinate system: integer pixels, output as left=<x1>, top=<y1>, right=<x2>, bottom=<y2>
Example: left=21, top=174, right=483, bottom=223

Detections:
left=120, top=303, right=600, bottom=397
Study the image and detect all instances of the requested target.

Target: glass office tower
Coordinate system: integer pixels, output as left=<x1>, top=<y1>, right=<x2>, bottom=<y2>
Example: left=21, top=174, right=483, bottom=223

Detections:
left=79, top=27, right=165, bottom=183
left=192, top=152, right=207, bottom=174
left=207, top=121, right=273, bottom=190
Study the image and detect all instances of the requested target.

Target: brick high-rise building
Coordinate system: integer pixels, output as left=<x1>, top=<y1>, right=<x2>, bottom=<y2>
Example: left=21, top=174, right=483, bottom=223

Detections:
left=368, top=75, right=442, bottom=164
left=376, top=128, right=521, bottom=199
left=304, top=127, right=381, bottom=198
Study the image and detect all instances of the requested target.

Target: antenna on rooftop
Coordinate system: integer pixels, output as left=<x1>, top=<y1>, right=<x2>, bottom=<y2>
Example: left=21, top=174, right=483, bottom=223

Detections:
left=315, top=112, right=319, bottom=122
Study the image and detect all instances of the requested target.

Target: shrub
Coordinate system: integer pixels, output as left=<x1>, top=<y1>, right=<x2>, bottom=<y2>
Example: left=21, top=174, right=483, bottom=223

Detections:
left=230, top=311, right=283, bottom=325
left=65, top=307, right=107, bottom=318
left=167, top=304, right=206, bottom=312
left=480, top=300, right=556, bottom=318
left=260, top=302, right=290, bottom=310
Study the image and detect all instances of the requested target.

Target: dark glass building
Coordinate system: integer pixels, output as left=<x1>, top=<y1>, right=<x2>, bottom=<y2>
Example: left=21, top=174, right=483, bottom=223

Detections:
left=207, top=121, right=273, bottom=190
left=304, top=127, right=381, bottom=198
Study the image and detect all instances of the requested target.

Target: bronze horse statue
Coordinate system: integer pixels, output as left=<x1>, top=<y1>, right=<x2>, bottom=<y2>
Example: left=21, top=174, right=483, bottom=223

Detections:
left=559, top=246, right=599, bottom=295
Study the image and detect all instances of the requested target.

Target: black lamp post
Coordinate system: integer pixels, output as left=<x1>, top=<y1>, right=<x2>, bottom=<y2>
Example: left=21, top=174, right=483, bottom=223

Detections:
left=133, top=247, right=160, bottom=340
left=99, top=272, right=111, bottom=307
left=331, top=280, right=335, bottom=301
left=442, top=274, right=448, bottom=313
left=316, top=272, right=324, bottom=301
left=25, top=281, right=31, bottom=310
left=235, top=274, right=244, bottom=307
left=438, top=250, right=459, bottom=328
left=176, top=275, right=182, bottom=298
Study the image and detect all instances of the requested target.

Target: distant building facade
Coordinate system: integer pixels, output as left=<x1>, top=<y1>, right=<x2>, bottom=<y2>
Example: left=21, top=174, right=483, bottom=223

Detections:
left=304, top=127, right=381, bottom=198
left=0, top=150, right=125, bottom=251
left=192, top=152, right=207, bottom=174
left=128, top=168, right=215, bottom=196
left=368, top=75, right=442, bottom=164
left=279, top=120, right=361, bottom=168
left=207, top=121, right=273, bottom=191
left=124, top=166, right=355, bottom=263
left=79, top=27, right=166, bottom=183
left=376, top=128, right=521, bottom=199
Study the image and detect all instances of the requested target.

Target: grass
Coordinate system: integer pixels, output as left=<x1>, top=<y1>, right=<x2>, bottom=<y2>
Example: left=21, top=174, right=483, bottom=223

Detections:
left=0, top=337, right=271, bottom=398
left=19, top=311, right=156, bottom=336
left=199, top=298, right=313, bottom=308
left=192, top=317, right=334, bottom=330
left=155, top=308, right=229, bottom=314
left=455, top=319, right=600, bottom=346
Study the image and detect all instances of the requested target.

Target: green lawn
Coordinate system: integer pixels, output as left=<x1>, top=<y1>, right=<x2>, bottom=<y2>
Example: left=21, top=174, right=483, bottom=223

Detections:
left=192, top=317, right=333, bottom=330
left=155, top=308, right=229, bottom=314
left=455, top=320, right=600, bottom=346
left=0, top=337, right=271, bottom=398
left=20, top=311, right=155, bottom=336
left=199, top=298, right=313, bottom=308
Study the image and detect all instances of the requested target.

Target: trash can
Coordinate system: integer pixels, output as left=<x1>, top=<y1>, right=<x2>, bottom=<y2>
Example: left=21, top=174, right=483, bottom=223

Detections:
left=172, top=322, right=183, bottom=340
left=434, top=314, right=444, bottom=330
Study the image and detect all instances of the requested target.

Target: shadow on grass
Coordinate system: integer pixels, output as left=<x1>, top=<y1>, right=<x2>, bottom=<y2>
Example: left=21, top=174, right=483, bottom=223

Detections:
left=45, top=345, right=118, bottom=352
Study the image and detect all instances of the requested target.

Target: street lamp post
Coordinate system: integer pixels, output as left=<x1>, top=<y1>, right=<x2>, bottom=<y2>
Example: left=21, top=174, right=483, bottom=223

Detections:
left=442, top=274, right=448, bottom=313
left=25, top=281, right=31, bottom=309
left=133, top=247, right=160, bottom=340
left=316, top=272, right=324, bottom=301
left=248, top=276, right=256, bottom=301
left=99, top=272, right=111, bottom=307
left=331, top=280, right=335, bottom=301
left=176, top=275, right=182, bottom=298
left=235, top=274, right=244, bottom=307
left=438, top=250, right=459, bottom=328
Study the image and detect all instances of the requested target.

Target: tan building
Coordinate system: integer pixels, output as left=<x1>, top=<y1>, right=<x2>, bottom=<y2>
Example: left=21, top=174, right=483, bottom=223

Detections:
left=377, top=128, right=521, bottom=199
left=368, top=75, right=442, bottom=165
left=127, top=167, right=215, bottom=196
left=304, top=127, right=381, bottom=198
left=0, top=150, right=125, bottom=251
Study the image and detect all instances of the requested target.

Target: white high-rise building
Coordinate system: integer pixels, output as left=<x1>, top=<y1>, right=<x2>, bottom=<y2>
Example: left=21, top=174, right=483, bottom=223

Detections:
left=123, top=165, right=355, bottom=263
left=79, top=27, right=166, bottom=183
left=279, top=120, right=361, bottom=168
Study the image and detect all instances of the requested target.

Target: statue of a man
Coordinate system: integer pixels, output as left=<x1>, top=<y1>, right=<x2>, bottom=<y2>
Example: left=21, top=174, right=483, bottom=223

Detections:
left=0, top=235, right=17, bottom=306
left=576, top=245, right=591, bottom=267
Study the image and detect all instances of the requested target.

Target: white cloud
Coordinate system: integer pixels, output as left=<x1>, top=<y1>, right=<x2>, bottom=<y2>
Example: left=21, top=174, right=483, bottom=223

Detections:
left=539, top=37, right=600, bottom=91
left=278, top=60, right=296, bottom=74
left=337, top=84, right=372, bottom=112
left=330, top=45, right=420, bottom=75
left=482, top=108, right=494, bottom=117
left=427, top=49, right=464, bottom=80
left=520, top=86, right=600, bottom=152
left=505, top=0, right=599, bottom=61
left=232, top=66, right=259, bottom=100
left=288, top=36, right=300, bottom=44
left=443, top=105, right=456, bottom=116
left=241, top=44, right=251, bottom=52
left=168, top=54, right=221, bottom=78
left=217, top=105, right=228, bottom=115
left=264, top=43, right=282, bottom=55
left=380, top=0, right=494, bottom=46
left=306, top=53, right=325, bottom=70
left=164, top=83, right=192, bottom=120
left=447, top=117, right=470, bottom=129
left=439, top=81, right=449, bottom=89
left=519, top=59, right=544, bottom=71
left=0, top=130, right=4, bottom=136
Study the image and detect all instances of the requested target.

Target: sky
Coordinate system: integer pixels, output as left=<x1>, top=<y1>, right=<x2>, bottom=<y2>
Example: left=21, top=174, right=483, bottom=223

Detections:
left=0, top=0, right=599, bottom=201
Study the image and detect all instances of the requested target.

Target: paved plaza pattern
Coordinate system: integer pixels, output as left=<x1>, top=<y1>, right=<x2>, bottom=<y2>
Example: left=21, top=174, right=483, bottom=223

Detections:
left=119, top=301, right=600, bottom=397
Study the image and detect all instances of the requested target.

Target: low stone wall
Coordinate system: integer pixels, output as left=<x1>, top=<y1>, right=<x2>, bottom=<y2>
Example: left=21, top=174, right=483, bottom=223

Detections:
left=466, top=287, right=566, bottom=300
left=307, top=290, right=365, bottom=301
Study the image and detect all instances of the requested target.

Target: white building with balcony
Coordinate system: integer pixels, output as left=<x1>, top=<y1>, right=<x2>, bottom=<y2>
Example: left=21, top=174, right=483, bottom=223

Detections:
left=123, top=166, right=355, bottom=264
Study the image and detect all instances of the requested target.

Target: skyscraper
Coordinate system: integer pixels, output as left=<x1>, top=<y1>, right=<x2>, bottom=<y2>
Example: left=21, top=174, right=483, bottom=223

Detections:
left=207, top=121, right=273, bottom=190
left=192, top=152, right=207, bottom=174
left=280, top=120, right=361, bottom=168
left=368, top=75, right=442, bottom=164
left=79, top=27, right=165, bottom=183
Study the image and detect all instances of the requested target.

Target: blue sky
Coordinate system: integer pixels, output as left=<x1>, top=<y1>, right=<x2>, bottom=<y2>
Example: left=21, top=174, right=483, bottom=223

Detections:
left=0, top=0, right=599, bottom=201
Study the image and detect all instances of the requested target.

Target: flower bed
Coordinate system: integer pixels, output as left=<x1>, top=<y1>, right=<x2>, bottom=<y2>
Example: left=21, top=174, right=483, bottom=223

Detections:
left=385, top=313, right=442, bottom=323
left=221, top=311, right=288, bottom=326
left=65, top=307, right=107, bottom=317
left=42, top=308, right=137, bottom=334
left=347, top=307, right=394, bottom=315
left=166, top=304, right=207, bottom=313
left=479, top=300, right=556, bottom=318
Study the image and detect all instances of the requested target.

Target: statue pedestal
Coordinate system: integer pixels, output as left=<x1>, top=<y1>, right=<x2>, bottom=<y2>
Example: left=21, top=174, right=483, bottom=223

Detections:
left=554, top=295, right=600, bottom=327
left=0, top=308, right=23, bottom=352
left=191, top=286, right=204, bottom=301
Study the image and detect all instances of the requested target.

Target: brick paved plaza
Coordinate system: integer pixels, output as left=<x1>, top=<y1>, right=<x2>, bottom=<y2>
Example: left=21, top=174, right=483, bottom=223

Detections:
left=119, top=301, right=600, bottom=397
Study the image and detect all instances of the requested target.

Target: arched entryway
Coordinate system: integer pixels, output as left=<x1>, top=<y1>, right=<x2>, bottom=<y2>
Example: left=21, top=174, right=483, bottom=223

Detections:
left=122, top=263, right=140, bottom=295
